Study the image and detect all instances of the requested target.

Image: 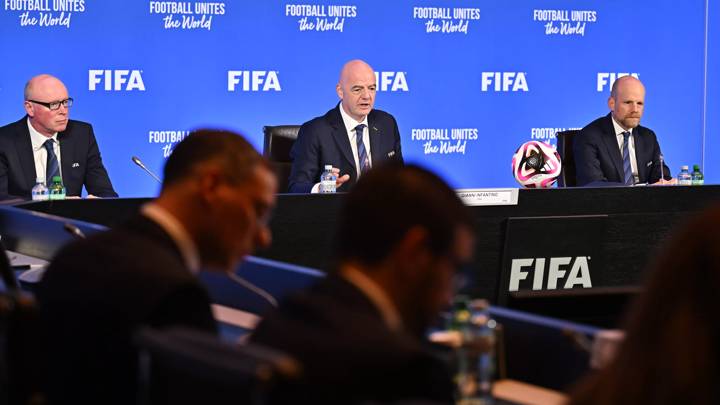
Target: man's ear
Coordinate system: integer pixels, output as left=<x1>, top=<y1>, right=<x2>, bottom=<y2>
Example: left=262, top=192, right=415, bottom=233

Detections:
left=24, top=101, right=34, bottom=117
left=607, top=96, right=615, bottom=112
left=336, top=83, right=344, bottom=100
left=392, top=227, right=432, bottom=276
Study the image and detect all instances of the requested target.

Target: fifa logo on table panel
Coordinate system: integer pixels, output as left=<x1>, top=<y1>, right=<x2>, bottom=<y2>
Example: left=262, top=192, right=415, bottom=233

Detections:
left=597, top=73, right=639, bottom=92
left=509, top=256, right=592, bottom=291
left=88, top=70, right=145, bottom=91
left=481, top=72, right=528, bottom=92
left=227, top=71, right=281, bottom=92
left=374, top=72, right=408, bottom=92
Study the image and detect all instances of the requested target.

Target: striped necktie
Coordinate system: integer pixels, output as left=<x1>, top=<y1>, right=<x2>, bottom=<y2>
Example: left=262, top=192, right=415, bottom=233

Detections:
left=355, top=124, right=370, bottom=173
left=621, top=131, right=633, bottom=185
left=44, top=139, right=60, bottom=183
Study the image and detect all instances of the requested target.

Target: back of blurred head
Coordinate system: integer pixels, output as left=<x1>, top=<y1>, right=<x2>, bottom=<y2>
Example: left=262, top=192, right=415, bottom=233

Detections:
left=158, top=129, right=277, bottom=272
left=335, top=163, right=474, bottom=336
left=571, top=205, right=720, bottom=405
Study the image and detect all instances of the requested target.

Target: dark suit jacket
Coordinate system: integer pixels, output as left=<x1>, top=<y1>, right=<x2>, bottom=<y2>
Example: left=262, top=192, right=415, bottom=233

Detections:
left=250, top=275, right=455, bottom=404
left=573, top=113, right=671, bottom=187
left=288, top=105, right=403, bottom=193
left=37, top=215, right=216, bottom=405
left=0, top=117, right=117, bottom=200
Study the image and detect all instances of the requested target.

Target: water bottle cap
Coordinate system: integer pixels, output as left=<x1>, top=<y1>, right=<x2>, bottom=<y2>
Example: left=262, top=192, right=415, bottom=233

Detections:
left=681, top=165, right=689, bottom=170
left=36, top=177, right=45, bottom=183
left=693, top=164, right=700, bottom=170
left=324, top=165, right=333, bottom=170
left=52, top=175, right=62, bottom=183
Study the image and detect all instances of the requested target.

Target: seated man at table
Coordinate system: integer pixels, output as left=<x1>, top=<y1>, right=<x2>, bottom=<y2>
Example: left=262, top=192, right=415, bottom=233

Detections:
left=288, top=59, right=403, bottom=193
left=251, top=163, right=475, bottom=403
left=37, top=129, right=277, bottom=404
left=0, top=74, right=117, bottom=200
left=573, top=76, right=675, bottom=187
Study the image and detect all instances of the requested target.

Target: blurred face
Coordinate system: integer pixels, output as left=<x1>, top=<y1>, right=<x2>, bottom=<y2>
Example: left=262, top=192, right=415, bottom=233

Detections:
left=24, top=76, right=70, bottom=136
left=199, top=165, right=277, bottom=271
left=405, top=226, right=475, bottom=336
left=608, top=77, right=645, bottom=130
left=336, top=61, right=376, bottom=122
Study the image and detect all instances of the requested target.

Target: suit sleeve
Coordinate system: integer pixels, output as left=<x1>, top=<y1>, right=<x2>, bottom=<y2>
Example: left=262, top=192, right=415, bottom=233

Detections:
left=83, top=125, right=118, bottom=197
left=573, top=128, right=610, bottom=186
left=391, top=115, right=404, bottom=164
left=288, top=123, right=321, bottom=193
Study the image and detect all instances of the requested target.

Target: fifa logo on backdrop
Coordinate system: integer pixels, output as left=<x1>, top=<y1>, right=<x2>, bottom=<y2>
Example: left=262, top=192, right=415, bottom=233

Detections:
left=481, top=72, right=528, bottom=92
left=227, top=71, right=281, bottom=92
left=88, top=70, right=145, bottom=91
left=597, top=73, right=639, bottom=92
left=375, top=72, right=408, bottom=92
left=508, top=256, right=592, bottom=292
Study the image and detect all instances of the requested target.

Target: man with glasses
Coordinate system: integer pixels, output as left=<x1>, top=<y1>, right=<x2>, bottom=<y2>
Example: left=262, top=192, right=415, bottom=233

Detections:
left=288, top=59, right=403, bottom=193
left=38, top=129, right=277, bottom=404
left=0, top=74, right=117, bottom=200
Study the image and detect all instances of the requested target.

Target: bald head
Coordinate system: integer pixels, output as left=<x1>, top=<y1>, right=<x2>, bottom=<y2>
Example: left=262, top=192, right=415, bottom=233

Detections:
left=23, top=74, right=71, bottom=137
left=336, top=59, right=377, bottom=122
left=608, top=76, right=645, bottom=130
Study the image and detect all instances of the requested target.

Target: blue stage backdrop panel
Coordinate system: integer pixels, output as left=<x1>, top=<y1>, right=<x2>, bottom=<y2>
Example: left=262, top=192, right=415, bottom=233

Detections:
left=0, top=1, right=712, bottom=196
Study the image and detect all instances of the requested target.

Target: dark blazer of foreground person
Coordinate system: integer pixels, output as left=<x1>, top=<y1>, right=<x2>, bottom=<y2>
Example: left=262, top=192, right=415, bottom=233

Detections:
left=38, top=215, right=216, bottom=404
left=570, top=206, right=720, bottom=405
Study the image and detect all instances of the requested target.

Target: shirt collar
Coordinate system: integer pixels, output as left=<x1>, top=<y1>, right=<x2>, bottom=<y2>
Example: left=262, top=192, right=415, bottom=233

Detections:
left=611, top=115, right=632, bottom=137
left=141, top=203, right=201, bottom=274
left=341, top=265, right=403, bottom=332
left=339, top=103, right=369, bottom=136
left=27, top=117, right=58, bottom=151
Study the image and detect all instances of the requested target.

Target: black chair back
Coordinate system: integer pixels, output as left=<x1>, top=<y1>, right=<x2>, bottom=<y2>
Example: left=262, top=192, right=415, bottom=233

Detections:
left=262, top=125, right=300, bottom=193
left=556, top=130, right=580, bottom=187
left=135, top=327, right=300, bottom=405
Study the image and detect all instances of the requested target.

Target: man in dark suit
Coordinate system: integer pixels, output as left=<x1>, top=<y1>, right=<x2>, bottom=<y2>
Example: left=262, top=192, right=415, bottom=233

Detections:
left=288, top=59, right=403, bottom=193
left=38, top=129, right=277, bottom=404
left=574, top=76, right=675, bottom=187
left=252, top=163, right=475, bottom=403
left=0, top=74, right=117, bottom=200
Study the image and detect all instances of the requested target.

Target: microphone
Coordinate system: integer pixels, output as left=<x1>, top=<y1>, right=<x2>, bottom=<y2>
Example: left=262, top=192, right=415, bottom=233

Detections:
left=132, top=156, right=161, bottom=183
left=659, top=154, right=665, bottom=181
left=63, top=223, right=86, bottom=239
left=225, top=270, right=278, bottom=308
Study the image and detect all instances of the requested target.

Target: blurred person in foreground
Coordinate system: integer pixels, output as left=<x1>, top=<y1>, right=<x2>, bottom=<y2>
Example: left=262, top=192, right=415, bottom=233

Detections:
left=570, top=206, right=720, bottom=405
left=251, top=162, right=475, bottom=403
left=38, top=129, right=276, bottom=404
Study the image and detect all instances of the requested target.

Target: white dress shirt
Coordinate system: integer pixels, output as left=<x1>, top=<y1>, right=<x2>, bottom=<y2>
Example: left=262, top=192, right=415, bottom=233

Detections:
left=611, top=116, right=639, bottom=184
left=27, top=118, right=62, bottom=183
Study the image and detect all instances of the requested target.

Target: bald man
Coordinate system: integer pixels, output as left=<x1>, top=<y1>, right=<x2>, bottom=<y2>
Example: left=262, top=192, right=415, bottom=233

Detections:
left=574, top=76, right=675, bottom=187
left=0, top=74, right=117, bottom=200
left=288, top=60, right=403, bottom=193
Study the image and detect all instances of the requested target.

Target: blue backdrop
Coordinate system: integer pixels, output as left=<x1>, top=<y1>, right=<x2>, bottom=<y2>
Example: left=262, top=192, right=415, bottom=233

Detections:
left=0, top=0, right=714, bottom=196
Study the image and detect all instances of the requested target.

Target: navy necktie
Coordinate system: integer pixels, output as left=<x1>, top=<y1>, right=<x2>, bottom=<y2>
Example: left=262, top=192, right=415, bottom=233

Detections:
left=355, top=124, right=370, bottom=173
left=44, top=139, right=60, bottom=183
left=621, top=131, right=633, bottom=185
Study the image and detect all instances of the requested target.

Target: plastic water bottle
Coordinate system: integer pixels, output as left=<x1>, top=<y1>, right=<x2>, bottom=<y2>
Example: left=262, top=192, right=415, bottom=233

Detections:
left=677, top=166, right=692, bottom=186
left=31, top=178, right=49, bottom=201
left=48, top=176, right=66, bottom=200
left=319, top=165, right=336, bottom=193
left=691, top=165, right=704, bottom=186
left=455, top=298, right=497, bottom=405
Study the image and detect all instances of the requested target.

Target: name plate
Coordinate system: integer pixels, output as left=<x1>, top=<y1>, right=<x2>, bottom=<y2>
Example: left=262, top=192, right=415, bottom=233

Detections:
left=456, top=188, right=519, bottom=206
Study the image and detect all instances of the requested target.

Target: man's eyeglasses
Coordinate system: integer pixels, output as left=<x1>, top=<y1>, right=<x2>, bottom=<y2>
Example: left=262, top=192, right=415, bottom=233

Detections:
left=27, top=98, right=73, bottom=111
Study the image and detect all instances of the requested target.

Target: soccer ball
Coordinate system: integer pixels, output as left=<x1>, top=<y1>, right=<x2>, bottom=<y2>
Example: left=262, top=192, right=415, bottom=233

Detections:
left=511, top=141, right=562, bottom=188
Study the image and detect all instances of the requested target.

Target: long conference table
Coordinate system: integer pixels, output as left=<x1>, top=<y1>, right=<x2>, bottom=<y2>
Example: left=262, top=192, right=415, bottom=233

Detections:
left=8, top=185, right=720, bottom=305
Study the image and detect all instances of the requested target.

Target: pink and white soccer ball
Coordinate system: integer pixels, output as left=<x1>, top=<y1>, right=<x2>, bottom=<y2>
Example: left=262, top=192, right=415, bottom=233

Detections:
left=511, top=141, right=562, bottom=188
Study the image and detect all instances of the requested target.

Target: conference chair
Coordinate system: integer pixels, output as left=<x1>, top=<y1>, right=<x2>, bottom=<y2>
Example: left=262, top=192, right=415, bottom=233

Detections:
left=135, top=327, right=301, bottom=405
left=262, top=125, right=301, bottom=193
left=556, top=130, right=580, bottom=187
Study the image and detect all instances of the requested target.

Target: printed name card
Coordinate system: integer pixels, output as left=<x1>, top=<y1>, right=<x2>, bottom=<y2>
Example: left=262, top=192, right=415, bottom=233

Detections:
left=456, top=188, right=519, bottom=206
